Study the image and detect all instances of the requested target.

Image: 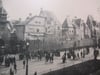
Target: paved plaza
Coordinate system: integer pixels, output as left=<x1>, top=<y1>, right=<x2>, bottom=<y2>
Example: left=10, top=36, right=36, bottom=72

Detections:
left=0, top=48, right=97, bottom=75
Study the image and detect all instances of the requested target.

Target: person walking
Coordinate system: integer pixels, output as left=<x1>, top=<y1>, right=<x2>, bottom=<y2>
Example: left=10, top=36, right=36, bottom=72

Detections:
left=77, top=53, right=79, bottom=59
left=62, top=52, right=66, bottom=63
left=67, top=52, right=71, bottom=59
left=13, top=56, right=16, bottom=64
left=45, top=52, right=50, bottom=63
left=14, top=63, right=17, bottom=73
left=80, top=51, right=83, bottom=58
left=50, top=52, right=54, bottom=63
left=83, top=50, right=85, bottom=58
left=34, top=71, right=37, bottom=75
left=23, top=60, right=25, bottom=69
left=10, top=68, right=14, bottom=75
left=94, top=48, right=99, bottom=60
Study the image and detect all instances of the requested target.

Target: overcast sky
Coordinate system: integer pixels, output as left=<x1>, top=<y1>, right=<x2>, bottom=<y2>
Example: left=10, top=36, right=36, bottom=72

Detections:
left=3, top=0, right=100, bottom=23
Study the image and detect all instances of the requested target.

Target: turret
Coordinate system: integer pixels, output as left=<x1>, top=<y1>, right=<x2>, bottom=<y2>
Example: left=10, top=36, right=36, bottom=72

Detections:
left=0, top=0, right=7, bottom=22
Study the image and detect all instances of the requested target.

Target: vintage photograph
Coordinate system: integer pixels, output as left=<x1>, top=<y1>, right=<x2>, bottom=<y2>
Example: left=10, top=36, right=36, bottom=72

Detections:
left=0, top=0, right=100, bottom=75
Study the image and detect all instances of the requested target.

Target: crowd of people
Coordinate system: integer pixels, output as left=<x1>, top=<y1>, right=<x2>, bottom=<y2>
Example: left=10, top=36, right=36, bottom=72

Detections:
left=0, top=47, right=99, bottom=75
left=0, top=55, right=17, bottom=75
left=45, top=52, right=54, bottom=63
left=20, top=47, right=92, bottom=64
left=5, top=56, right=16, bottom=67
left=1, top=55, right=17, bottom=75
left=61, top=48, right=90, bottom=63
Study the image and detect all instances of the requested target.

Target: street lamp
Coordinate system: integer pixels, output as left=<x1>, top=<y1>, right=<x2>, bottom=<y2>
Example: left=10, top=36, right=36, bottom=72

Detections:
left=26, top=42, right=29, bottom=75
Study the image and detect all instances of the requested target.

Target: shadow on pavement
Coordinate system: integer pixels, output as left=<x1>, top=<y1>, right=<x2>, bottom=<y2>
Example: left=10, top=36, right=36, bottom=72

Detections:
left=43, top=60, right=100, bottom=75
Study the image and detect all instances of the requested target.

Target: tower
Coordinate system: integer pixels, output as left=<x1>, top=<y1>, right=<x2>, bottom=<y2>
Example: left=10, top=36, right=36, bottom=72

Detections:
left=0, top=0, right=8, bottom=41
left=0, top=0, right=7, bottom=22
left=0, top=0, right=3, bottom=8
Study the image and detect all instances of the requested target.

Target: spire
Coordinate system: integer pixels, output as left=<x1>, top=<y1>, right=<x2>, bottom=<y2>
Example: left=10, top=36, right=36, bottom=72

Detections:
left=39, top=8, right=43, bottom=16
left=0, top=0, right=7, bottom=21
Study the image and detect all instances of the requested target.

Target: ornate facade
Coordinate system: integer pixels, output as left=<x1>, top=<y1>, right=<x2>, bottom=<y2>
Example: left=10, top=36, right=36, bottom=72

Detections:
left=0, top=0, right=13, bottom=42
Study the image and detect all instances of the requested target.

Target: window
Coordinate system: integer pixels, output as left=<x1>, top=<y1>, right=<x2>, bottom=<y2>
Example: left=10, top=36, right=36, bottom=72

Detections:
left=58, top=27, right=60, bottom=30
left=37, top=29, right=39, bottom=32
left=48, top=30, right=50, bottom=33
left=29, top=27, right=33, bottom=30
left=69, top=30, right=71, bottom=33
left=47, top=20, right=51, bottom=24
left=35, top=21, right=41, bottom=24
left=48, top=26, right=50, bottom=29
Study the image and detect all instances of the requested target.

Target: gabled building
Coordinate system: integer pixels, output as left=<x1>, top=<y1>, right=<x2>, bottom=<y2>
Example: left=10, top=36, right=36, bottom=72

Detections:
left=13, top=20, right=25, bottom=41
left=39, top=9, right=62, bottom=50
left=62, top=16, right=75, bottom=41
left=14, top=9, right=62, bottom=50
left=72, top=18, right=85, bottom=40
left=14, top=16, right=46, bottom=50
left=24, top=16, right=46, bottom=41
left=84, top=22, right=91, bottom=39
left=86, top=15, right=96, bottom=38
left=70, top=17, right=92, bottom=47
left=39, top=9, right=62, bottom=36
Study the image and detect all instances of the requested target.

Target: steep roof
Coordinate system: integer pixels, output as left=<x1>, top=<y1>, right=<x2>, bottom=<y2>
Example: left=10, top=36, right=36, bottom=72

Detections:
left=15, top=16, right=46, bottom=26
left=73, top=18, right=81, bottom=27
left=62, top=17, right=73, bottom=28
left=62, top=18, right=68, bottom=28
left=86, top=15, right=94, bottom=30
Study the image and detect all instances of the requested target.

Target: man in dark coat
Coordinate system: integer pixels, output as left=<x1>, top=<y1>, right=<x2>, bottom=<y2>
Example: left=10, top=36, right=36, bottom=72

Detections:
left=14, top=63, right=17, bottom=73
left=62, top=52, right=66, bottom=63
left=23, top=60, right=25, bottom=69
left=94, top=48, right=99, bottom=60
left=10, top=68, right=14, bottom=75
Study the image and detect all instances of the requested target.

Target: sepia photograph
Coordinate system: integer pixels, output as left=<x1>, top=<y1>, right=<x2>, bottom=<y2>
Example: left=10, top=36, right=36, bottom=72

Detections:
left=0, top=0, right=100, bottom=75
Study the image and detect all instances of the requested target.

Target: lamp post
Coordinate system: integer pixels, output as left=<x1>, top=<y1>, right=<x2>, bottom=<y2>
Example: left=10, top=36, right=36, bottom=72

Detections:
left=26, top=42, right=29, bottom=75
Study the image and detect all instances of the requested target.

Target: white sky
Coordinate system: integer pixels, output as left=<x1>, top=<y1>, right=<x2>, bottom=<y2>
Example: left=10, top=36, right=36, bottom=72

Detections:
left=3, top=0, right=100, bottom=23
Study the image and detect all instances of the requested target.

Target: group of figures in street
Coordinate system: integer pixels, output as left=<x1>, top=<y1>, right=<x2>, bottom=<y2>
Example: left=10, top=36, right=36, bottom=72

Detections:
left=61, top=48, right=91, bottom=63
left=3, top=55, right=17, bottom=75
left=0, top=47, right=100, bottom=75
left=45, top=52, right=54, bottom=63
